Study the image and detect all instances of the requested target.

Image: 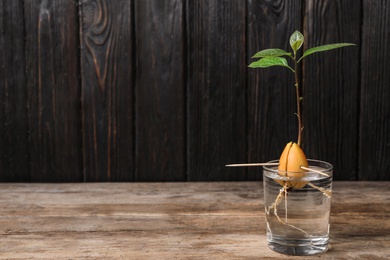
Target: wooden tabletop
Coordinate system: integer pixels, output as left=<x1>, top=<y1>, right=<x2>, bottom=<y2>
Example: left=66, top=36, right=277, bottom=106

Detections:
left=0, top=182, right=389, bottom=259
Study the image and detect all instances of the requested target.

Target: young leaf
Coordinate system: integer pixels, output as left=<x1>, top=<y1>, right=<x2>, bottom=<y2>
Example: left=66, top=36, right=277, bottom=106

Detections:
left=248, top=57, right=294, bottom=72
left=252, top=48, right=292, bottom=58
left=290, top=31, right=304, bottom=53
left=298, top=43, right=356, bottom=62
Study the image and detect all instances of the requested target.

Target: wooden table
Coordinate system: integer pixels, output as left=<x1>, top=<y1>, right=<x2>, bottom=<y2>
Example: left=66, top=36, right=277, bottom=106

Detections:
left=0, top=182, right=389, bottom=259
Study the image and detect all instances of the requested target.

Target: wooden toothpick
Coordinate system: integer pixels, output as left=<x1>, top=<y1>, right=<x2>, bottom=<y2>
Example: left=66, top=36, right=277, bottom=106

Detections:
left=226, top=164, right=330, bottom=178
left=225, top=162, right=279, bottom=167
left=300, top=166, right=330, bottom=177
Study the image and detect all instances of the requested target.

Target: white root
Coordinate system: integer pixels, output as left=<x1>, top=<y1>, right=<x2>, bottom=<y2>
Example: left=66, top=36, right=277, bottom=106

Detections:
left=308, top=182, right=332, bottom=198
left=269, top=182, right=312, bottom=240
left=268, top=178, right=332, bottom=243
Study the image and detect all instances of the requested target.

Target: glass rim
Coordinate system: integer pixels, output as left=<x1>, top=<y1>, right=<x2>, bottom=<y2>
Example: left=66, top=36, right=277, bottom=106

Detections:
left=263, top=159, right=333, bottom=175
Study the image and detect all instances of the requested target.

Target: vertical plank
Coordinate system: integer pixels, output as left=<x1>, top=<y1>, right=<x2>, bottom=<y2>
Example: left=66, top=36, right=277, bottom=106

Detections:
left=187, top=0, right=247, bottom=181
left=24, top=0, right=82, bottom=182
left=359, top=0, right=390, bottom=180
left=246, top=0, right=302, bottom=180
left=303, top=0, right=360, bottom=180
left=135, top=0, right=185, bottom=181
left=80, top=0, right=134, bottom=181
left=0, top=0, right=29, bottom=182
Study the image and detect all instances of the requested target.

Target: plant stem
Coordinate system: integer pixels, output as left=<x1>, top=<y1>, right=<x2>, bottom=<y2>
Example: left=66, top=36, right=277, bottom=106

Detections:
left=293, top=56, right=303, bottom=146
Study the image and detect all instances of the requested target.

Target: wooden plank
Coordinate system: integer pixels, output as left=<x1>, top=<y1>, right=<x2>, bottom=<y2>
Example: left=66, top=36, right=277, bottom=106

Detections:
left=80, top=0, right=134, bottom=181
left=303, top=0, right=361, bottom=180
left=134, top=0, right=185, bottom=181
left=0, top=182, right=389, bottom=259
left=24, top=0, right=82, bottom=182
left=359, top=0, right=390, bottom=180
left=187, top=0, right=247, bottom=181
left=246, top=0, right=303, bottom=180
left=0, top=0, right=29, bottom=182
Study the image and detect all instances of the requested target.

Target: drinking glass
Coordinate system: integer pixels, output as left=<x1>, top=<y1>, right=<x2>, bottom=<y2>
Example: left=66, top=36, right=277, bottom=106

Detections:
left=263, top=159, right=333, bottom=255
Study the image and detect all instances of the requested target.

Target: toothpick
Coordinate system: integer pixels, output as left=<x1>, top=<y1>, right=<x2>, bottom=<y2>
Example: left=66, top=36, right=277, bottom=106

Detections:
left=300, top=166, right=330, bottom=177
left=225, top=162, right=279, bottom=167
left=226, top=163, right=330, bottom=178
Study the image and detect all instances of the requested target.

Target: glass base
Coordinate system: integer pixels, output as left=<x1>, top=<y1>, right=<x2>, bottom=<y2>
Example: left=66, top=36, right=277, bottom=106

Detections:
left=267, top=236, right=329, bottom=256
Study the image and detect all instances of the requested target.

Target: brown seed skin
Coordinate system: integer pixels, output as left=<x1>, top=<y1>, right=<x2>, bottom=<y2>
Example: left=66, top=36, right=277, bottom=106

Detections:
left=277, top=142, right=308, bottom=188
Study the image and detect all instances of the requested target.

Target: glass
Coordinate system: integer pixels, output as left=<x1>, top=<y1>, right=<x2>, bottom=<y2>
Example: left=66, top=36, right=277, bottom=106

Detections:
left=263, top=159, right=333, bottom=256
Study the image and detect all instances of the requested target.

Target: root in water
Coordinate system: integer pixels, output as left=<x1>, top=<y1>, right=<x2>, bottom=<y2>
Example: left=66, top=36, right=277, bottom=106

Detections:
left=308, top=182, right=332, bottom=198
left=269, top=183, right=311, bottom=239
left=267, top=180, right=332, bottom=243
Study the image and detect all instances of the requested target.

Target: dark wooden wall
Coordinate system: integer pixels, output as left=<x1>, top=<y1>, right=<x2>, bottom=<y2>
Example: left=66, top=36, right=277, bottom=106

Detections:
left=0, top=0, right=389, bottom=182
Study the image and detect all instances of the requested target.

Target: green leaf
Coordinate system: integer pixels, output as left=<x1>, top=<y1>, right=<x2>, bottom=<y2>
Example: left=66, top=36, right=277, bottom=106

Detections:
left=298, top=43, right=356, bottom=62
left=290, top=31, right=304, bottom=53
left=248, top=57, right=294, bottom=72
left=252, top=48, right=292, bottom=58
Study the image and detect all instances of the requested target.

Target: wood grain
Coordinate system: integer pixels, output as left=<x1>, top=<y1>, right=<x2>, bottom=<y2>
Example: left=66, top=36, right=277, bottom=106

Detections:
left=246, top=0, right=303, bottom=180
left=359, top=0, right=390, bottom=180
left=80, top=0, right=134, bottom=181
left=0, top=0, right=390, bottom=182
left=24, top=0, right=82, bottom=182
left=0, top=0, right=30, bottom=181
left=303, top=0, right=361, bottom=180
left=187, top=0, right=247, bottom=181
left=134, top=0, right=185, bottom=181
left=0, top=182, right=389, bottom=259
